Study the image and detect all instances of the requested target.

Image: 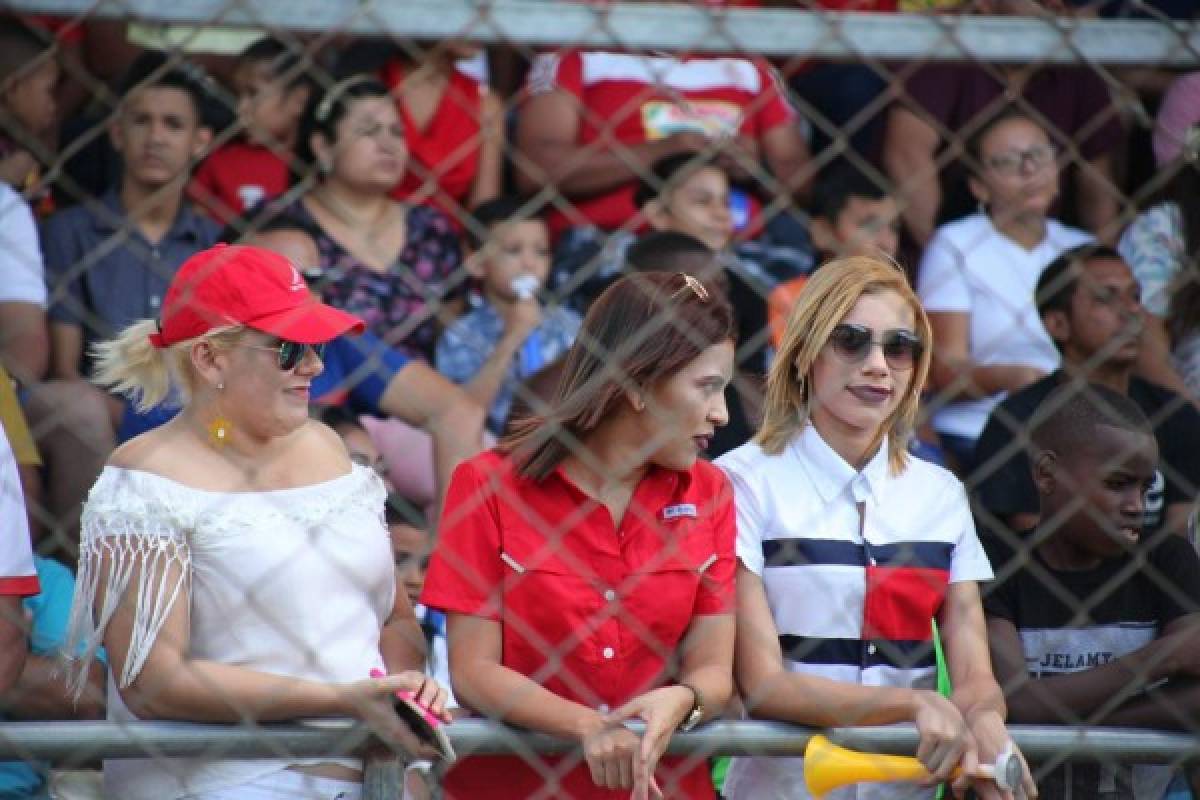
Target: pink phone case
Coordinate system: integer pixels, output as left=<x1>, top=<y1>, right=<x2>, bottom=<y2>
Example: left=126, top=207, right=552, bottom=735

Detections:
left=371, top=671, right=456, bottom=763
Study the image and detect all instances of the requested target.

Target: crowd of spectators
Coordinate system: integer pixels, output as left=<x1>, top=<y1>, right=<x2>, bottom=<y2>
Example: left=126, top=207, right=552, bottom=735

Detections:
left=0, top=3, right=1198, bottom=798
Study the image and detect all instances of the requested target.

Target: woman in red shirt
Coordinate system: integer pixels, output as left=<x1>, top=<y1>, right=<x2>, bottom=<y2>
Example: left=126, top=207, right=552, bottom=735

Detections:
left=422, top=272, right=738, bottom=799
left=379, top=41, right=504, bottom=223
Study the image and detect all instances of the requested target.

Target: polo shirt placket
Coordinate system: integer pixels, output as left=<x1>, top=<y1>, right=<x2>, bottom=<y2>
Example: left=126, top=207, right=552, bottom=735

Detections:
left=717, top=425, right=993, bottom=800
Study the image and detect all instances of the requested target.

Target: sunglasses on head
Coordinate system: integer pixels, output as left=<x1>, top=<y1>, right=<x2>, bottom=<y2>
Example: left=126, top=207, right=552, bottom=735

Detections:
left=828, top=324, right=923, bottom=371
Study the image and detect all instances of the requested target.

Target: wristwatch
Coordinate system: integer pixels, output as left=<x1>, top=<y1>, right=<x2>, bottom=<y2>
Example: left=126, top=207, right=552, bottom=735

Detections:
left=678, top=683, right=705, bottom=732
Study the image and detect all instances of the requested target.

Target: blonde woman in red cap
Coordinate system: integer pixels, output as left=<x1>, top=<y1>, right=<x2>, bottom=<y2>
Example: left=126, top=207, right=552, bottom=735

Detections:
left=64, top=244, right=450, bottom=800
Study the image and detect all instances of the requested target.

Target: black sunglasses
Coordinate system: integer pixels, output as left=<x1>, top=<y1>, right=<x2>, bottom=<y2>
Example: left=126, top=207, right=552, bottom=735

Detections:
left=828, top=324, right=923, bottom=371
left=241, top=339, right=327, bottom=371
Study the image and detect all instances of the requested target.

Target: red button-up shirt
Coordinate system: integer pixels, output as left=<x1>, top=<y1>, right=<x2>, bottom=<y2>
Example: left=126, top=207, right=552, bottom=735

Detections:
left=422, top=449, right=736, bottom=799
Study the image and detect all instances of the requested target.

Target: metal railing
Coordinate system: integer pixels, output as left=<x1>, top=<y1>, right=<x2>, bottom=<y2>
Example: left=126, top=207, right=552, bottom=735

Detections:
left=1, top=720, right=1198, bottom=800
left=7, top=0, right=1200, bottom=64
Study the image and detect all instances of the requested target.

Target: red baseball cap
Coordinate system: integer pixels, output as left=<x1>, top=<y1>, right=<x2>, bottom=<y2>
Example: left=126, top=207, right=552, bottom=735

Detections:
left=148, top=244, right=365, bottom=348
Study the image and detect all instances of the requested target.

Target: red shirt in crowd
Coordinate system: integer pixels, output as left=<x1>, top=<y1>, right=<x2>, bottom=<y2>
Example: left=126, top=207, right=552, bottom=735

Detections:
left=421, top=449, right=737, bottom=800
left=189, top=142, right=289, bottom=226
left=382, top=60, right=484, bottom=224
left=524, top=49, right=797, bottom=238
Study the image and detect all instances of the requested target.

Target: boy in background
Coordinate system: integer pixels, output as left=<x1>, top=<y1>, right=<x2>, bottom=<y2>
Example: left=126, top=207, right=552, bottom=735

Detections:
left=983, top=383, right=1200, bottom=799
left=436, top=196, right=580, bottom=435
left=386, top=499, right=446, bottom=696
left=767, top=164, right=900, bottom=350
left=33, top=52, right=216, bottom=550
left=190, top=36, right=311, bottom=225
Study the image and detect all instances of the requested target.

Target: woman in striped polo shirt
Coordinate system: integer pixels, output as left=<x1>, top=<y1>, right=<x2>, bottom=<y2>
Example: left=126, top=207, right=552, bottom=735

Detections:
left=716, top=256, right=1036, bottom=800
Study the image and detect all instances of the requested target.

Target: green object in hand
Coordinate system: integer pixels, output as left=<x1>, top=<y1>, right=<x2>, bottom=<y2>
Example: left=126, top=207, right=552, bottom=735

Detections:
left=933, top=617, right=951, bottom=800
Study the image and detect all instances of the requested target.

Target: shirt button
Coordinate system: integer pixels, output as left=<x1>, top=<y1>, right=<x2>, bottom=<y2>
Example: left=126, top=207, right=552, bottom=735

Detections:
left=867, top=643, right=877, bottom=655
left=604, top=589, right=616, bottom=602
left=602, top=646, right=615, bottom=660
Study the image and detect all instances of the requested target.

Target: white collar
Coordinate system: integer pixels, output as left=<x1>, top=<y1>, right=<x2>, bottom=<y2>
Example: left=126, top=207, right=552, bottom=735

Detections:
left=792, top=424, right=889, bottom=505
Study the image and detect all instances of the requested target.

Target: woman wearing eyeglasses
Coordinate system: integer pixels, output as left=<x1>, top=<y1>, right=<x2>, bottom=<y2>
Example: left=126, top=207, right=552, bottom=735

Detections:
left=421, top=272, right=737, bottom=800
left=63, top=244, right=450, bottom=800
left=719, top=257, right=1036, bottom=800
left=917, top=108, right=1093, bottom=471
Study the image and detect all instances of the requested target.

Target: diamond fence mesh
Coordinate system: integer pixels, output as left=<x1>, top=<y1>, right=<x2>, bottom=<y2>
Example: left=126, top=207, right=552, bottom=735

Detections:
left=0, top=1, right=1198, bottom=798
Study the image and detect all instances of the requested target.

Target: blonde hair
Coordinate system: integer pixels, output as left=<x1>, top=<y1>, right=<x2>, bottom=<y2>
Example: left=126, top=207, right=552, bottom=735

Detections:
left=756, top=256, right=932, bottom=474
left=91, top=320, right=243, bottom=412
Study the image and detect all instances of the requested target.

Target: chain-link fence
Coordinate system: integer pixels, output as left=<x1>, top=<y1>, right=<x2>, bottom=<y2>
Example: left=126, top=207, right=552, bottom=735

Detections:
left=0, top=1, right=1198, bottom=798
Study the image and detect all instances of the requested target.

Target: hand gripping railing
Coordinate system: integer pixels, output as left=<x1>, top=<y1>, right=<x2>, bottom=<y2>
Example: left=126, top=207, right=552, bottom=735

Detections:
left=1, top=719, right=1198, bottom=800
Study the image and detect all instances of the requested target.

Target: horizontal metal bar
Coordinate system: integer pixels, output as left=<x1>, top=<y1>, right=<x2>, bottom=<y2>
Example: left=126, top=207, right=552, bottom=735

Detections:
left=6, top=0, right=1199, bottom=65
left=1, top=720, right=1198, bottom=764
left=0, top=720, right=370, bottom=761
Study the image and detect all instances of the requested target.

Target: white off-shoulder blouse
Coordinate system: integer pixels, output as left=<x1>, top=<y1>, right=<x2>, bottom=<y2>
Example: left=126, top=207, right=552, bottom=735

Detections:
left=65, top=464, right=394, bottom=799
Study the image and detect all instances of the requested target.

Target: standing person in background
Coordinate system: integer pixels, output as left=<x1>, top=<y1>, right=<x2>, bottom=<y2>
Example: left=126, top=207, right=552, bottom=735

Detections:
left=437, top=197, right=580, bottom=436
left=721, top=256, right=1035, bottom=800
left=917, top=109, right=1092, bottom=471
left=65, top=243, right=449, bottom=800
left=189, top=36, right=313, bottom=226
left=277, top=75, right=463, bottom=362
left=423, top=272, right=738, bottom=799
left=1119, top=79, right=1200, bottom=404
left=31, top=51, right=218, bottom=551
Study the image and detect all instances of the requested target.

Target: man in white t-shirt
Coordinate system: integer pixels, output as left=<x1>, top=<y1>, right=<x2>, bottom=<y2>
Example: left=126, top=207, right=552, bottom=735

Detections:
left=0, top=182, right=48, bottom=385
left=0, top=424, right=39, bottom=693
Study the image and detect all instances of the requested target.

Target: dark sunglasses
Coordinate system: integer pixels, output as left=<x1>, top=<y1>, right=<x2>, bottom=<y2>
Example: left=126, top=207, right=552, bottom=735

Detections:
left=242, top=339, right=327, bottom=371
left=828, top=324, right=923, bottom=371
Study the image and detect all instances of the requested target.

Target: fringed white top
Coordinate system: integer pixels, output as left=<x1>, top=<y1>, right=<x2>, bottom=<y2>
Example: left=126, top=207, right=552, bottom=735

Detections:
left=65, top=464, right=393, bottom=799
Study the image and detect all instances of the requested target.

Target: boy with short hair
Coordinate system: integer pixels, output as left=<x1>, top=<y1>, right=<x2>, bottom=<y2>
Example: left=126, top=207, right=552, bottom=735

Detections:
left=190, top=36, right=312, bottom=225
left=767, top=163, right=900, bottom=349
left=0, top=19, right=58, bottom=193
left=32, top=51, right=216, bottom=549
left=983, top=382, right=1200, bottom=799
left=437, top=197, right=581, bottom=435
left=974, top=244, right=1200, bottom=539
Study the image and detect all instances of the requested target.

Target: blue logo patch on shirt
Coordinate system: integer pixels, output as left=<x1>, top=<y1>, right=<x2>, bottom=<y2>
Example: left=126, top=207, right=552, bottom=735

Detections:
left=661, top=503, right=697, bottom=521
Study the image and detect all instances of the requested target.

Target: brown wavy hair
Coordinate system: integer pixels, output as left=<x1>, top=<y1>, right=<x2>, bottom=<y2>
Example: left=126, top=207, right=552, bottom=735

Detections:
left=502, top=272, right=734, bottom=481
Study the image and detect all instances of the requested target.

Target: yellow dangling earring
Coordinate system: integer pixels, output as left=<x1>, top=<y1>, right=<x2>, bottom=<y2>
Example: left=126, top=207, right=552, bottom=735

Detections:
left=207, top=417, right=231, bottom=446
left=208, top=381, right=231, bottom=447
